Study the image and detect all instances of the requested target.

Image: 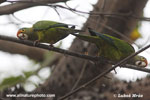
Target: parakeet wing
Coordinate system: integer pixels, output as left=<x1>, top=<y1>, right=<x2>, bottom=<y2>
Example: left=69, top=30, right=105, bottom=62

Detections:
left=88, top=28, right=135, bottom=59
left=33, top=20, right=72, bottom=31
left=88, top=28, right=118, bottom=49
left=31, top=20, right=79, bottom=44
left=112, top=37, right=135, bottom=54
left=102, top=33, right=135, bottom=56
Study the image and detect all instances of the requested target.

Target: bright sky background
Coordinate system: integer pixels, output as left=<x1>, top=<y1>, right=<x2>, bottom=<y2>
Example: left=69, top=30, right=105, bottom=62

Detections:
left=0, top=0, right=150, bottom=91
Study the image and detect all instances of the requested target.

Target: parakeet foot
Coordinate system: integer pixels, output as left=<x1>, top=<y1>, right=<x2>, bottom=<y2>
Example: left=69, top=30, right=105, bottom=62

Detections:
left=33, top=40, right=40, bottom=46
left=70, top=25, right=75, bottom=29
left=83, top=48, right=88, bottom=55
left=49, top=44, right=54, bottom=48
left=84, top=52, right=88, bottom=55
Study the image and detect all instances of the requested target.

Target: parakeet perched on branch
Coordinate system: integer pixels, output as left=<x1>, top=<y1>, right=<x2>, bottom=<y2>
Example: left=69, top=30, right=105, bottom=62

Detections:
left=72, top=28, right=147, bottom=67
left=17, top=20, right=83, bottom=45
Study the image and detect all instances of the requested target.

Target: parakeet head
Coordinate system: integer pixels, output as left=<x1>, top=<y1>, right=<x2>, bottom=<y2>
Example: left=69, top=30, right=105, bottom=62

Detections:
left=134, top=56, right=148, bottom=67
left=17, top=28, right=31, bottom=40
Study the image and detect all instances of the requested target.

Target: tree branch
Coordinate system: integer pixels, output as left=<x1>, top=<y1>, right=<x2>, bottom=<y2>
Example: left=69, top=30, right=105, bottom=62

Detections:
left=47, top=4, right=150, bottom=21
left=1, top=2, right=150, bottom=22
left=0, top=0, right=69, bottom=15
left=0, top=35, right=99, bottom=61
left=124, top=64, right=150, bottom=73
left=0, top=40, right=47, bottom=61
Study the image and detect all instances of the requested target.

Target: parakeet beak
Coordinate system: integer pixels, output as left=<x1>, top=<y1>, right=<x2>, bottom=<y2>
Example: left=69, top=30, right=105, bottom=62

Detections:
left=135, top=57, right=148, bottom=67
left=144, top=59, right=148, bottom=67
left=17, top=30, right=21, bottom=38
left=17, top=30, right=28, bottom=40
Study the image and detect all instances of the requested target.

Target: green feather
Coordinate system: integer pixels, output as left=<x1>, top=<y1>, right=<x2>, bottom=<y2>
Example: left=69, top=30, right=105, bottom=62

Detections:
left=33, top=21, right=69, bottom=31
left=72, top=28, right=147, bottom=67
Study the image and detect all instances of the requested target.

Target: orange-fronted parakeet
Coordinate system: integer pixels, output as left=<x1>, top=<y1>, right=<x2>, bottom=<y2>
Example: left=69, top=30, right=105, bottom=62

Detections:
left=72, top=28, right=147, bottom=67
left=17, top=20, right=83, bottom=45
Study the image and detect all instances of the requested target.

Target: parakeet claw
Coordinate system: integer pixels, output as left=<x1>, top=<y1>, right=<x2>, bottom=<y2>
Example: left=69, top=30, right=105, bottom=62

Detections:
left=84, top=52, right=88, bottom=55
left=70, top=25, right=75, bottom=29
left=49, top=44, right=54, bottom=48
left=33, top=40, right=40, bottom=46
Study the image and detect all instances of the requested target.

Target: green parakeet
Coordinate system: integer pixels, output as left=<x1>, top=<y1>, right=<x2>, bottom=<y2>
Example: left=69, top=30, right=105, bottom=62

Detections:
left=72, top=28, right=147, bottom=67
left=17, top=20, right=83, bottom=45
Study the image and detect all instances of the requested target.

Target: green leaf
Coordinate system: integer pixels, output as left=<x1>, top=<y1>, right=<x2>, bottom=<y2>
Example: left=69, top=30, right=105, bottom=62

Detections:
left=0, top=76, right=25, bottom=91
left=0, top=71, right=35, bottom=91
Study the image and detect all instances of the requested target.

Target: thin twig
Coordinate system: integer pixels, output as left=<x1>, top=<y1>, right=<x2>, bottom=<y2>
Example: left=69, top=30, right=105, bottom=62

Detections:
left=2, top=1, right=150, bottom=22
left=49, top=4, right=130, bottom=16
left=64, top=3, right=87, bottom=18
left=7, top=0, right=68, bottom=3
left=124, top=64, right=150, bottom=73
left=52, top=7, right=62, bottom=20
left=132, top=15, right=150, bottom=21
left=58, top=44, right=150, bottom=100
left=11, top=14, right=33, bottom=24
left=71, top=61, right=87, bottom=91
left=2, top=1, right=150, bottom=21
left=48, top=5, right=150, bottom=21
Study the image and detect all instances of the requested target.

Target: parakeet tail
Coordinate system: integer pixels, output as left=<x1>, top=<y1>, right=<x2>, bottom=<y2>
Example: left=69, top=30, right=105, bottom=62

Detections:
left=71, top=33, right=98, bottom=44
left=74, top=29, right=85, bottom=33
left=87, top=27, right=96, bottom=36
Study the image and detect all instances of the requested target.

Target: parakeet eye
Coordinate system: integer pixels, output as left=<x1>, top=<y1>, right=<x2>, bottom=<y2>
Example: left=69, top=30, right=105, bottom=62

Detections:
left=141, top=57, right=145, bottom=61
left=18, top=33, right=28, bottom=40
left=21, top=29, right=25, bottom=32
left=135, top=61, right=147, bottom=67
